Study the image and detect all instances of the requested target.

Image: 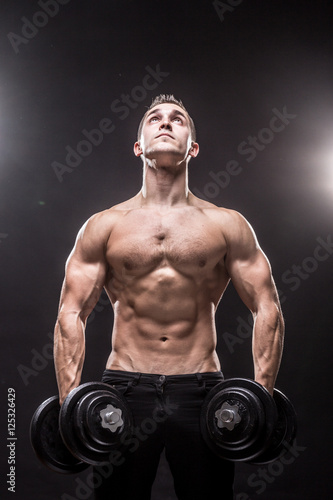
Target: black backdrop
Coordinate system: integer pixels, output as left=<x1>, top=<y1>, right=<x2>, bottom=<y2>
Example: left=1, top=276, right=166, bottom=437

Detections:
left=1, top=1, right=333, bottom=499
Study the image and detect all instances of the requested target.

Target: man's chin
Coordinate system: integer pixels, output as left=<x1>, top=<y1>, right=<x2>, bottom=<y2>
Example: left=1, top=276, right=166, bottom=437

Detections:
left=145, top=146, right=185, bottom=160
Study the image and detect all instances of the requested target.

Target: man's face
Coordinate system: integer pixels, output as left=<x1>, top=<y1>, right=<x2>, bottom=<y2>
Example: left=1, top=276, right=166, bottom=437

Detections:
left=134, top=103, right=198, bottom=163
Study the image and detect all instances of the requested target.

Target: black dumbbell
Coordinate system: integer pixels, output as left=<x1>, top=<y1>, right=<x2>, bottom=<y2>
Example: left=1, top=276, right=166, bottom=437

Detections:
left=200, top=378, right=297, bottom=464
left=30, top=382, right=133, bottom=473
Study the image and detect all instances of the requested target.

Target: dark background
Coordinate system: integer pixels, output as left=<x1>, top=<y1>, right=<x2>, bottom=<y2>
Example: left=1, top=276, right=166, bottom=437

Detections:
left=1, top=1, right=333, bottom=499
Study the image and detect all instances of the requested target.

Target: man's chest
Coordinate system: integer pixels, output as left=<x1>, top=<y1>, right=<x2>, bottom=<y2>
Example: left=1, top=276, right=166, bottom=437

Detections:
left=106, top=208, right=227, bottom=274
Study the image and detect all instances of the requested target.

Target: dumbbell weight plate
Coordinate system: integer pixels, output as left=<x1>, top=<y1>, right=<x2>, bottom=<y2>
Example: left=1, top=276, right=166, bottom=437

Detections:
left=59, top=382, right=133, bottom=466
left=75, top=390, right=128, bottom=452
left=30, top=395, right=89, bottom=474
left=250, top=388, right=297, bottom=464
left=200, top=378, right=278, bottom=462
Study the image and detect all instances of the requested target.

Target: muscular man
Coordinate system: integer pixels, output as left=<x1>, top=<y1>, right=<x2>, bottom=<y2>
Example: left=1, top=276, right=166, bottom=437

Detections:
left=54, top=94, right=284, bottom=499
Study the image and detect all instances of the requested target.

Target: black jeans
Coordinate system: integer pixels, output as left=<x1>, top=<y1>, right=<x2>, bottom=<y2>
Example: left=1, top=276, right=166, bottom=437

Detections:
left=93, top=370, right=234, bottom=500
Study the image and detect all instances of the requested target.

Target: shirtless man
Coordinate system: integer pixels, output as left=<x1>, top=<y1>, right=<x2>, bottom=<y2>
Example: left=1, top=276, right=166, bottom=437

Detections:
left=54, top=94, right=284, bottom=499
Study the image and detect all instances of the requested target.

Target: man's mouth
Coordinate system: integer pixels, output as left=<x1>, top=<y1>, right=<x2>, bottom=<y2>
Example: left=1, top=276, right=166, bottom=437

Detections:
left=156, top=133, right=174, bottom=139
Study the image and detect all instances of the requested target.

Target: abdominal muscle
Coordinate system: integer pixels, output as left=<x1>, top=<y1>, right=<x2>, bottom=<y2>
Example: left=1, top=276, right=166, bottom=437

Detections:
left=105, top=265, right=222, bottom=375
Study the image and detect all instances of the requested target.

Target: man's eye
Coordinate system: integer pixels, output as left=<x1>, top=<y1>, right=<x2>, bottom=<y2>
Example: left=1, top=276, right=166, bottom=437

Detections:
left=149, top=116, right=159, bottom=122
left=173, top=117, right=182, bottom=123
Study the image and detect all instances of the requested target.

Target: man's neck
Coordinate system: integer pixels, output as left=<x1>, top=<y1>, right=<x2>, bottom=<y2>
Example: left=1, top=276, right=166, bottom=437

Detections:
left=140, top=161, right=190, bottom=208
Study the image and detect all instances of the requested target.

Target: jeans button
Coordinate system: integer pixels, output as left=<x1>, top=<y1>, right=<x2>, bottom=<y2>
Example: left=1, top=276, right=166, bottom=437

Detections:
left=159, top=375, right=166, bottom=383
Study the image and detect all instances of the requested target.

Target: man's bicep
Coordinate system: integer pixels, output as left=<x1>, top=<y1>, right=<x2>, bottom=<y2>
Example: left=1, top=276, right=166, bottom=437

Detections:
left=61, top=255, right=106, bottom=317
left=224, top=213, right=277, bottom=313
left=228, top=249, right=277, bottom=314
left=59, top=226, right=108, bottom=321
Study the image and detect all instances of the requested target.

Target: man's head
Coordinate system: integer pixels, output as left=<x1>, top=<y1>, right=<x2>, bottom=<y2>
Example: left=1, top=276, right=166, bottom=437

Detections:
left=134, top=94, right=199, bottom=165
left=137, top=94, right=197, bottom=142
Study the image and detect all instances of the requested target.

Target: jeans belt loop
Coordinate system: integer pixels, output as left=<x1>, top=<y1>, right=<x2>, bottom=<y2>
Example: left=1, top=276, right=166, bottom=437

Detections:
left=196, top=372, right=206, bottom=391
left=131, top=372, right=141, bottom=387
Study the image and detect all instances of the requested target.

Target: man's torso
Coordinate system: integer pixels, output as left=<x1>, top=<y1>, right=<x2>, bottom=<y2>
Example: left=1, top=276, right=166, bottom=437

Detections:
left=92, top=194, right=235, bottom=374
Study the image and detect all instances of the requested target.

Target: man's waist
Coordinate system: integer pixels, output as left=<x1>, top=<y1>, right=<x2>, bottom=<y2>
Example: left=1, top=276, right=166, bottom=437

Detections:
left=101, top=369, right=224, bottom=385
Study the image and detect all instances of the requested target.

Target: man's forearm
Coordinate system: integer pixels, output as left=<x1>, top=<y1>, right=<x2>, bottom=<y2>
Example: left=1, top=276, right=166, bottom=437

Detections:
left=252, top=304, right=284, bottom=396
left=54, top=312, right=86, bottom=405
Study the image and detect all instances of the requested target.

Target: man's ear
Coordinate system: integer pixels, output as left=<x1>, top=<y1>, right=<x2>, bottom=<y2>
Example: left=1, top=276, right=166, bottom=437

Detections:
left=134, top=141, right=143, bottom=157
left=188, top=141, right=199, bottom=158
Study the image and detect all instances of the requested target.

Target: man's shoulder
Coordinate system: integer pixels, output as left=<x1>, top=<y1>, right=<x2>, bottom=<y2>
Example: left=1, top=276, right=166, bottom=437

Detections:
left=76, top=207, right=119, bottom=244
left=190, top=193, right=246, bottom=226
left=84, top=197, right=136, bottom=229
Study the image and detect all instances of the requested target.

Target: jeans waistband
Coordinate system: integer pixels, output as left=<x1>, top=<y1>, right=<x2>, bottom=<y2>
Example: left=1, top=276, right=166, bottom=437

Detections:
left=102, top=369, right=224, bottom=386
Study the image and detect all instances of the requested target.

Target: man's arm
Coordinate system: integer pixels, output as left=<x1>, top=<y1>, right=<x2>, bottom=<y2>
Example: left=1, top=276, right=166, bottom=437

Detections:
left=54, top=215, right=109, bottom=405
left=224, top=211, right=284, bottom=395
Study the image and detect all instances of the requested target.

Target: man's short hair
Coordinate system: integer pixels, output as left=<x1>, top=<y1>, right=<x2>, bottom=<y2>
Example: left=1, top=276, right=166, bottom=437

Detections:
left=137, top=94, right=197, bottom=142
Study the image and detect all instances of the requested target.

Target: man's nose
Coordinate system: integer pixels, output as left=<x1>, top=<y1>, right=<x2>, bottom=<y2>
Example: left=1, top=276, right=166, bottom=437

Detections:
left=160, top=119, right=172, bottom=130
